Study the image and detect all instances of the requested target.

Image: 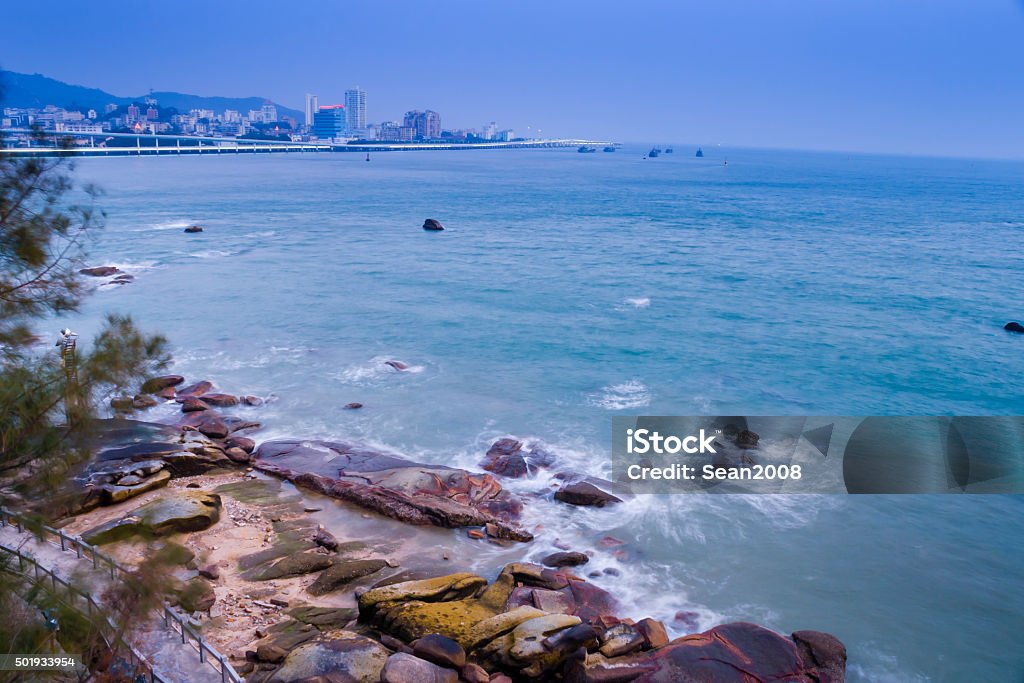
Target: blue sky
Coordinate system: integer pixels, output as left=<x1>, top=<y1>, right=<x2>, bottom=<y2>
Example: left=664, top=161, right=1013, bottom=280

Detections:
left=3, top=0, right=1023, bottom=158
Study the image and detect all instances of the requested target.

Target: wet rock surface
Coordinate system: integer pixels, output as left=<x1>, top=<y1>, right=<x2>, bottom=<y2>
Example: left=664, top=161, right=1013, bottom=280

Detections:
left=554, top=481, right=623, bottom=507
left=253, top=440, right=532, bottom=541
left=480, top=438, right=555, bottom=478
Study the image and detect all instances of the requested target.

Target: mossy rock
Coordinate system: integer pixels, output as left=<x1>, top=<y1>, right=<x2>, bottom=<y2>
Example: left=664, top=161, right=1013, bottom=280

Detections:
left=307, top=559, right=388, bottom=596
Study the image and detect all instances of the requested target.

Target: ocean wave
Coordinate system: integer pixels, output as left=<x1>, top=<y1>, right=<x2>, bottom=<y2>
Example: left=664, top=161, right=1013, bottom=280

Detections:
left=623, top=296, right=651, bottom=308
left=190, top=249, right=238, bottom=259
left=148, top=219, right=195, bottom=230
left=588, top=380, right=651, bottom=410
left=334, top=355, right=426, bottom=385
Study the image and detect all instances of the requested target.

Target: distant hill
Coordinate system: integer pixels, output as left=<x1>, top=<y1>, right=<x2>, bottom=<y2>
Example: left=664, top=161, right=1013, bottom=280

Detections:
left=0, top=70, right=303, bottom=120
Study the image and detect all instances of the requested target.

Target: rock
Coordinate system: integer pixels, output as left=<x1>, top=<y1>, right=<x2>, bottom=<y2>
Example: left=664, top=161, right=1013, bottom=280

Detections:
left=1005, top=322, right=1024, bottom=333
left=253, top=440, right=531, bottom=541
left=266, top=632, right=390, bottom=683
left=99, top=469, right=171, bottom=505
left=308, top=559, right=388, bottom=596
left=178, top=576, right=216, bottom=612
left=553, top=482, right=622, bottom=507
left=203, top=393, right=239, bottom=407
left=635, top=617, right=669, bottom=649
left=242, top=551, right=334, bottom=581
left=242, top=395, right=264, bottom=406
left=132, top=394, right=158, bottom=410
left=110, top=274, right=135, bottom=284
left=82, top=490, right=221, bottom=544
left=176, top=380, right=213, bottom=398
left=313, top=526, right=339, bottom=551
left=256, top=643, right=288, bottom=664
left=736, top=429, right=760, bottom=449
left=225, top=436, right=256, bottom=453
left=344, top=402, right=363, bottom=410
left=412, top=634, right=466, bottom=669
left=792, top=630, right=847, bottom=683
left=384, top=360, right=409, bottom=371
left=542, top=551, right=589, bottom=568
left=157, top=386, right=177, bottom=399
left=481, top=439, right=555, bottom=478
left=598, top=623, right=645, bottom=657
left=225, top=447, right=251, bottom=464
left=199, top=564, right=220, bottom=581
left=80, top=266, right=121, bottom=277
left=288, top=606, right=357, bottom=630
left=181, top=397, right=210, bottom=413
left=585, top=622, right=846, bottom=683
left=110, top=396, right=135, bottom=411
left=460, top=663, right=489, bottom=683
left=382, top=652, right=457, bottom=683
left=184, top=225, right=204, bottom=233
left=141, top=375, right=185, bottom=394
left=422, top=218, right=445, bottom=231
left=179, top=412, right=230, bottom=439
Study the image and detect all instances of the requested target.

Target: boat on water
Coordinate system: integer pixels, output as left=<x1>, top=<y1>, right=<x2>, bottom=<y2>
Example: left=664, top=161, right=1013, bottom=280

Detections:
left=578, top=146, right=597, bottom=153
left=665, top=147, right=674, bottom=154
left=603, top=146, right=616, bottom=153
left=648, top=148, right=660, bottom=158
left=696, top=147, right=704, bottom=158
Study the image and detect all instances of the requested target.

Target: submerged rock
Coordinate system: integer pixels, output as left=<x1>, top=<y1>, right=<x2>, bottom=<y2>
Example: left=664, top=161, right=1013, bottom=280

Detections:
left=1005, top=321, right=1024, bottom=333
left=253, top=440, right=531, bottom=541
left=422, top=218, right=445, bottom=231
left=80, top=266, right=121, bottom=277
left=184, top=225, right=204, bottom=233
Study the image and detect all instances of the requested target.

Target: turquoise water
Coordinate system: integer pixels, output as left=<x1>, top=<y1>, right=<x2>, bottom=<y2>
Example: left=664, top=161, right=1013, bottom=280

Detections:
left=65, top=147, right=1024, bottom=680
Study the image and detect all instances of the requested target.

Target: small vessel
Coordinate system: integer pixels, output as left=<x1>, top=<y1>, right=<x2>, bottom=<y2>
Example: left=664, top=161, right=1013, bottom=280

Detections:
left=665, top=147, right=674, bottom=154
left=648, top=147, right=660, bottom=158
left=603, top=146, right=616, bottom=153
left=696, top=148, right=704, bottom=158
left=578, top=146, right=597, bottom=153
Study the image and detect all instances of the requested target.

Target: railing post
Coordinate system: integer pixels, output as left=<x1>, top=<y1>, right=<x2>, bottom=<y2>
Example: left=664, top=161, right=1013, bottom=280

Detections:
left=59, top=531, right=66, bottom=551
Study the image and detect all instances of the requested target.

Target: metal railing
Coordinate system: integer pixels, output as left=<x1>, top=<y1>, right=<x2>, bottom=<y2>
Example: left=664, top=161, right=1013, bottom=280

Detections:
left=0, top=507, right=242, bottom=683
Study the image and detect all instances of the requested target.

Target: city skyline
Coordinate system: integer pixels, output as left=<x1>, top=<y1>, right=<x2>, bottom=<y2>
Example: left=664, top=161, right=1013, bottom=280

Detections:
left=2, top=1, right=1024, bottom=158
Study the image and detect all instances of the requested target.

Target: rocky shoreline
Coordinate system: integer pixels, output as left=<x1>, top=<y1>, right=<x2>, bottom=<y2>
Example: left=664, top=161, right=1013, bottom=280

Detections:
left=43, top=372, right=847, bottom=682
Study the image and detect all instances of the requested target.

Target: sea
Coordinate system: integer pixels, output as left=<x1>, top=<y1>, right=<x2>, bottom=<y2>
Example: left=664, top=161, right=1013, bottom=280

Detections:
left=60, top=146, right=1024, bottom=681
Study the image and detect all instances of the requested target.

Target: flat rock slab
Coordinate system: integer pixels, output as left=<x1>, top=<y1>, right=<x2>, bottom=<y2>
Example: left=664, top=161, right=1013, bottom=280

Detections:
left=82, top=490, right=222, bottom=545
left=253, top=440, right=532, bottom=541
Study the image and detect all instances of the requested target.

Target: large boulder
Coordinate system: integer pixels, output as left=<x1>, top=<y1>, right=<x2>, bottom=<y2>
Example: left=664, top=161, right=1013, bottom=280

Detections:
left=554, top=481, right=622, bottom=507
left=266, top=632, right=390, bottom=683
left=82, top=490, right=221, bottom=545
left=253, top=440, right=531, bottom=541
left=80, top=266, right=120, bottom=277
left=141, top=375, right=185, bottom=394
left=585, top=622, right=846, bottom=683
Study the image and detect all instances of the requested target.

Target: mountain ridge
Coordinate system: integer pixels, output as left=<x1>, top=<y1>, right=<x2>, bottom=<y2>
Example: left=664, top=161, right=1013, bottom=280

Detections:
left=0, top=70, right=304, bottom=120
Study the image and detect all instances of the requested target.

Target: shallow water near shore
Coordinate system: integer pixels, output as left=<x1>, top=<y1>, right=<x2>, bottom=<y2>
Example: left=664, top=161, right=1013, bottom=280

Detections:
left=62, top=147, right=1024, bottom=680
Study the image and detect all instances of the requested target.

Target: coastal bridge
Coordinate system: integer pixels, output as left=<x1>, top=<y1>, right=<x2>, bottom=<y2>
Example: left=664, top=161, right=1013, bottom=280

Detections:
left=0, top=129, right=612, bottom=157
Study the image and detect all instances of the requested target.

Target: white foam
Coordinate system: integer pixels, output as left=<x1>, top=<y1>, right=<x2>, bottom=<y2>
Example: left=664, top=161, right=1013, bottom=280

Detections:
left=624, top=297, right=651, bottom=308
left=190, top=249, right=237, bottom=259
left=588, top=380, right=651, bottom=410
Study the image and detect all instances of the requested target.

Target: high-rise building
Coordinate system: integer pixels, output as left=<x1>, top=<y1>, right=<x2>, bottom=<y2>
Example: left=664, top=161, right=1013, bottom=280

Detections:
left=402, top=110, right=441, bottom=140
left=344, top=87, right=366, bottom=132
left=304, top=93, right=318, bottom=129
left=261, top=103, right=278, bottom=123
left=312, top=105, right=346, bottom=139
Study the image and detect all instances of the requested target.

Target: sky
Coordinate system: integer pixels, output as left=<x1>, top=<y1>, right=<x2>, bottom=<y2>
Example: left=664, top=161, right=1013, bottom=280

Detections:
left=2, top=0, right=1024, bottom=158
